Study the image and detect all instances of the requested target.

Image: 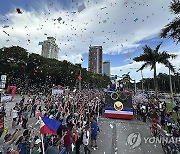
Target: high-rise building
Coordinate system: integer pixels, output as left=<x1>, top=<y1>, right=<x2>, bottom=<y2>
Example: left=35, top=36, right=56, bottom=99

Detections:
left=88, top=46, right=103, bottom=74
left=103, top=60, right=110, bottom=76
left=41, top=37, right=59, bottom=59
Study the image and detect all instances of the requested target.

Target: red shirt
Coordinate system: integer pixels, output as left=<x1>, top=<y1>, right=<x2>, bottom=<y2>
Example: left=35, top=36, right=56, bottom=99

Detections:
left=64, top=130, right=72, bottom=147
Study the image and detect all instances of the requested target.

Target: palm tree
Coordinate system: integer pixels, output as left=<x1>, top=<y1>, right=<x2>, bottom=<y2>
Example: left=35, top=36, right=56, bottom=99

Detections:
left=133, top=43, right=176, bottom=97
left=161, top=0, right=180, bottom=43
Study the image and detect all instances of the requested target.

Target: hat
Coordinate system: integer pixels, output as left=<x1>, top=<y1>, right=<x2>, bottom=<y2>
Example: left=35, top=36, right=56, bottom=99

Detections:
left=35, top=139, right=41, bottom=144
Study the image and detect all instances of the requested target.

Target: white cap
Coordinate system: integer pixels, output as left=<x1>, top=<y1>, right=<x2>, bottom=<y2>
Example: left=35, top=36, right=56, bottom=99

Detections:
left=35, top=139, right=41, bottom=144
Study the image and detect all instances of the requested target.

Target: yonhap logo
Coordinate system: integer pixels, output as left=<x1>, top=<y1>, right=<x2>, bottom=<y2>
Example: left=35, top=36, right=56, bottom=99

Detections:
left=127, top=132, right=141, bottom=148
left=127, top=132, right=180, bottom=149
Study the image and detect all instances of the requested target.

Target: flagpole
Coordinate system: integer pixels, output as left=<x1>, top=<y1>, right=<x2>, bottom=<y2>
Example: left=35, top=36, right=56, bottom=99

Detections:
left=79, top=70, right=81, bottom=91
left=41, top=134, right=45, bottom=154
left=169, top=67, right=174, bottom=106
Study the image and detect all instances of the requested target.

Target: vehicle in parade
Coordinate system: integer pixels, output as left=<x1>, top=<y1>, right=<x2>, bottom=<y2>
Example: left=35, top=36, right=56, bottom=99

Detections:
left=104, top=83, right=133, bottom=120
left=0, top=90, right=12, bottom=103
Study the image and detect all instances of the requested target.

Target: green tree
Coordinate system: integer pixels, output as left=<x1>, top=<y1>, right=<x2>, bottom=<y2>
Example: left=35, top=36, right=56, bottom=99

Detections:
left=161, top=0, right=180, bottom=43
left=133, top=43, right=176, bottom=97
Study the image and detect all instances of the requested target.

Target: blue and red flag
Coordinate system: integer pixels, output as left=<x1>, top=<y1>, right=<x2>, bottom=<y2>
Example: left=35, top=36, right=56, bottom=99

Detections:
left=39, top=117, right=61, bottom=135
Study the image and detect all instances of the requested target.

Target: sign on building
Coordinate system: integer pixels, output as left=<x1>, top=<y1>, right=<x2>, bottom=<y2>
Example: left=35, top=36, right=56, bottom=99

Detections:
left=1, top=75, right=7, bottom=82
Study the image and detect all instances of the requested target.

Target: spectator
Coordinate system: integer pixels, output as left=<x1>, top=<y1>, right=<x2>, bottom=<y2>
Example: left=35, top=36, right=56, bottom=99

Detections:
left=3, top=129, right=21, bottom=154
left=90, top=117, right=98, bottom=150
left=45, top=137, right=62, bottom=154
left=83, top=125, right=91, bottom=154
left=31, top=139, right=41, bottom=154
left=16, top=136, right=26, bottom=154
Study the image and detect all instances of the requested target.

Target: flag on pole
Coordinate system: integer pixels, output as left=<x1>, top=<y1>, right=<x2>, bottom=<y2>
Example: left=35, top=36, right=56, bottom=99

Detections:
left=39, top=117, right=61, bottom=135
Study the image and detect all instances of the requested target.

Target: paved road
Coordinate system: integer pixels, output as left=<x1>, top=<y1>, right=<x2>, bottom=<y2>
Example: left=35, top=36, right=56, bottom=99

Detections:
left=0, top=95, right=164, bottom=154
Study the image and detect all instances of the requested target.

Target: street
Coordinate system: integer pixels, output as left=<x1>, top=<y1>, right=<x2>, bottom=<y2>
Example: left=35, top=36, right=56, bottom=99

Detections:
left=0, top=95, right=164, bottom=154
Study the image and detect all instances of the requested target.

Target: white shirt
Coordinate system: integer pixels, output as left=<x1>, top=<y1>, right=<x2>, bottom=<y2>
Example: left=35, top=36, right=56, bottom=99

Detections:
left=83, top=130, right=90, bottom=145
left=12, top=109, right=18, bottom=119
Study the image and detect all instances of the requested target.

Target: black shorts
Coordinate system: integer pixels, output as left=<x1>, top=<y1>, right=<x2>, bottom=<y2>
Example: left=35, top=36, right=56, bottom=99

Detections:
left=13, top=118, right=17, bottom=121
left=91, top=134, right=97, bottom=140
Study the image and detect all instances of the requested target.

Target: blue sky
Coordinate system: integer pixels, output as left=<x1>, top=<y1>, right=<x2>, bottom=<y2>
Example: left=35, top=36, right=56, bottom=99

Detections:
left=0, top=0, right=180, bottom=80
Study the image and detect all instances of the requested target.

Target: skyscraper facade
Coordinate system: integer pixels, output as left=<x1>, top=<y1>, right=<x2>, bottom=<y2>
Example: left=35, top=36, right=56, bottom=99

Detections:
left=103, top=60, right=110, bottom=76
left=88, top=46, right=103, bottom=74
left=41, top=37, right=59, bottom=59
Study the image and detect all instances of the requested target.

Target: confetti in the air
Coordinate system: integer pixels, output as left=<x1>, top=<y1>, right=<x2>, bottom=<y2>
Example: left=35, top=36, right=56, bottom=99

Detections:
left=78, top=3, right=86, bottom=13
left=16, top=8, right=22, bottom=14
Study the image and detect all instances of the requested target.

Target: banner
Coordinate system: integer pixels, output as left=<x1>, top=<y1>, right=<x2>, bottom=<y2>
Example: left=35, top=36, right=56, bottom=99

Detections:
left=105, top=91, right=133, bottom=119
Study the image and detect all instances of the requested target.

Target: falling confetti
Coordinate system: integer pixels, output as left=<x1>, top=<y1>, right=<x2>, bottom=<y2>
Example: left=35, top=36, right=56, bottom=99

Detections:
left=3, top=25, right=9, bottom=28
left=16, top=8, right=22, bottom=14
left=3, top=30, right=9, bottom=36
left=103, top=20, right=107, bottom=23
left=78, top=3, right=86, bottom=13
left=134, top=18, right=138, bottom=22
left=57, top=17, right=62, bottom=22
left=101, top=7, right=107, bottom=10
left=110, top=124, right=113, bottom=128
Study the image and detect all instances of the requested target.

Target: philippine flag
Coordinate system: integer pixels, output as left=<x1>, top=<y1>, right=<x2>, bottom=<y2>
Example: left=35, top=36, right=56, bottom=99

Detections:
left=105, top=107, right=133, bottom=120
left=39, top=117, right=61, bottom=135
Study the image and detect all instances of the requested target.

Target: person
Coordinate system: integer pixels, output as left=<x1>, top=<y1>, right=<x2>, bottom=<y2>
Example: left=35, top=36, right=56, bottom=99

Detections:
left=141, top=104, right=147, bottom=122
left=31, top=139, right=41, bottom=154
left=22, top=108, right=28, bottom=129
left=16, top=136, right=26, bottom=154
left=3, top=129, right=21, bottom=154
left=83, top=125, right=91, bottom=154
left=166, top=113, right=175, bottom=134
left=90, top=117, right=98, bottom=150
left=75, top=122, right=82, bottom=154
left=45, top=137, right=63, bottom=154
left=0, top=113, right=4, bottom=138
left=12, top=107, right=19, bottom=129
left=173, top=103, right=179, bottom=116
left=176, top=117, right=180, bottom=130
left=151, top=117, right=159, bottom=137
left=64, top=125, right=73, bottom=154
left=30, top=103, right=37, bottom=118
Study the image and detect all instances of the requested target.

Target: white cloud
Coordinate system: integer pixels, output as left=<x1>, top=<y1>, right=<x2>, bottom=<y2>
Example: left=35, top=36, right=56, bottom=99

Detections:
left=111, top=51, right=180, bottom=81
left=0, top=0, right=178, bottom=67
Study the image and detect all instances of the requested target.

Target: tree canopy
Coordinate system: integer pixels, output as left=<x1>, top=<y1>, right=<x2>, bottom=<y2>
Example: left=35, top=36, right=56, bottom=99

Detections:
left=0, top=46, right=110, bottom=93
left=161, top=0, right=180, bottom=43
left=133, top=43, right=176, bottom=96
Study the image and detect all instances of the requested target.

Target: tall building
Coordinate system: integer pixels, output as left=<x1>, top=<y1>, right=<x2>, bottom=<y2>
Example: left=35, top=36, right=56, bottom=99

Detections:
left=88, top=46, right=103, bottom=74
left=41, top=37, right=59, bottom=59
left=103, top=60, right=110, bottom=76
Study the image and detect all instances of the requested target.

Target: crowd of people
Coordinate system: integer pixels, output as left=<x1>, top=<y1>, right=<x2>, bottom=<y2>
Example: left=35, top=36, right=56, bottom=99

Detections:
left=133, top=93, right=180, bottom=138
left=0, top=90, right=105, bottom=154
left=1, top=88, right=180, bottom=154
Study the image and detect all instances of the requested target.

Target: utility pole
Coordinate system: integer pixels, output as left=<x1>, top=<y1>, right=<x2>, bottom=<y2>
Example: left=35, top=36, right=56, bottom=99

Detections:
left=169, top=68, right=174, bottom=105
left=134, top=80, right=137, bottom=94
left=130, top=68, right=144, bottom=93
left=79, top=69, right=81, bottom=91
left=140, top=70, right=144, bottom=93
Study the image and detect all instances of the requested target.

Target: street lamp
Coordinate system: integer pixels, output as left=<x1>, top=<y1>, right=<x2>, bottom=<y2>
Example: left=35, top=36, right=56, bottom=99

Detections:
left=130, top=68, right=144, bottom=93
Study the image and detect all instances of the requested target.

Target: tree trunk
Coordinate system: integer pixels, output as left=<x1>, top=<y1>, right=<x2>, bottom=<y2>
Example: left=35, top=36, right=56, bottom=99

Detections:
left=154, top=63, right=158, bottom=97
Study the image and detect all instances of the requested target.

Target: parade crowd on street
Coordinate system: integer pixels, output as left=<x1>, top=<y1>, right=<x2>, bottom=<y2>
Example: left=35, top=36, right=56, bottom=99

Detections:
left=0, top=90, right=105, bottom=154
left=133, top=93, right=180, bottom=138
